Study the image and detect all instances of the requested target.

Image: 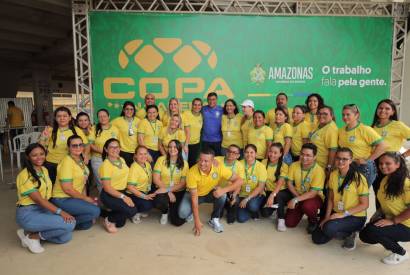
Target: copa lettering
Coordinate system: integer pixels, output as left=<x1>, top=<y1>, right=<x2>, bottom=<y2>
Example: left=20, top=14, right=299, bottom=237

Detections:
left=103, top=77, right=233, bottom=99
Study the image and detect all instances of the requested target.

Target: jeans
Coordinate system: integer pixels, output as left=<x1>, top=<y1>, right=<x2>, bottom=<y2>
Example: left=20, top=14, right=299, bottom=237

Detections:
left=237, top=196, right=265, bottom=223
left=285, top=196, right=323, bottom=227
left=178, top=191, right=226, bottom=220
left=16, top=205, right=75, bottom=244
left=91, top=156, right=103, bottom=192
left=359, top=222, right=410, bottom=255
left=260, top=190, right=293, bottom=219
left=100, top=190, right=138, bottom=227
left=51, top=198, right=100, bottom=230
left=358, top=159, right=376, bottom=187
left=312, top=216, right=366, bottom=244
left=129, top=193, right=154, bottom=213
left=154, top=191, right=186, bottom=226
left=188, top=143, right=200, bottom=167
left=283, top=153, right=293, bottom=165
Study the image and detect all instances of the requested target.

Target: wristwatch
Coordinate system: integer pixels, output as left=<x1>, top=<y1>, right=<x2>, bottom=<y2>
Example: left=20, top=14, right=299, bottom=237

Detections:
left=55, top=208, right=62, bottom=215
left=120, top=194, right=125, bottom=199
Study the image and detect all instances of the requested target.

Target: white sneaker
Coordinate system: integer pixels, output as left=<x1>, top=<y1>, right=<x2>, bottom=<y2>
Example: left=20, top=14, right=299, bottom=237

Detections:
left=382, top=252, right=409, bottom=265
left=17, top=229, right=44, bottom=254
left=186, top=214, right=193, bottom=223
left=160, top=214, right=168, bottom=225
left=277, top=219, right=287, bottom=232
left=131, top=213, right=142, bottom=224
left=208, top=218, right=224, bottom=233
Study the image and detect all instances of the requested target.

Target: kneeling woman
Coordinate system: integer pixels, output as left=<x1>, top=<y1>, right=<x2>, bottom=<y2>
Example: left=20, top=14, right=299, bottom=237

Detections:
left=237, top=144, right=267, bottom=223
left=51, top=135, right=100, bottom=230
left=126, top=145, right=156, bottom=224
left=99, top=138, right=137, bottom=233
left=312, top=147, right=369, bottom=250
left=153, top=140, right=189, bottom=225
left=16, top=143, right=75, bottom=254
left=360, top=152, right=410, bottom=265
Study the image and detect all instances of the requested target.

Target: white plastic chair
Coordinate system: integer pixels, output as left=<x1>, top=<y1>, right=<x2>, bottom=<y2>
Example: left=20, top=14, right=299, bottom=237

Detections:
left=0, top=144, right=3, bottom=182
left=8, top=134, right=30, bottom=170
left=28, top=132, right=41, bottom=144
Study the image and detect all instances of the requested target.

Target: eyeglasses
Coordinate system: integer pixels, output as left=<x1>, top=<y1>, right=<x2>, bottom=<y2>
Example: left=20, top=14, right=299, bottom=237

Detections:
left=227, top=150, right=240, bottom=155
left=124, top=108, right=134, bottom=111
left=108, top=145, right=120, bottom=150
left=335, top=157, right=351, bottom=162
left=70, top=143, right=84, bottom=148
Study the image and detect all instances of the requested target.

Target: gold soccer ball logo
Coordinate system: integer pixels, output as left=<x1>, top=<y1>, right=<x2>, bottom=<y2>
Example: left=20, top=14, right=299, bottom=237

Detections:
left=118, top=38, right=218, bottom=73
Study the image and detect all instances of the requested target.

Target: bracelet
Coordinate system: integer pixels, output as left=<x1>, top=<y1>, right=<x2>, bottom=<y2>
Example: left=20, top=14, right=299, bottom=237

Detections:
left=140, top=193, right=146, bottom=199
left=344, top=210, right=351, bottom=217
left=293, top=198, right=298, bottom=204
left=55, top=208, right=62, bottom=215
left=119, top=194, right=125, bottom=199
left=167, top=187, right=172, bottom=193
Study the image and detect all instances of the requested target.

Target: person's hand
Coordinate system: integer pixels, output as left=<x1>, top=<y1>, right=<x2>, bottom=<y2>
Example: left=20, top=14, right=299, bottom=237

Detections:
left=239, top=198, right=248, bottom=208
left=329, top=213, right=344, bottom=220
left=168, top=192, right=176, bottom=203
left=369, top=210, right=383, bottom=223
left=266, top=193, right=275, bottom=207
left=147, top=153, right=153, bottom=163
left=193, top=220, right=203, bottom=236
left=145, top=193, right=156, bottom=200
left=123, top=196, right=135, bottom=207
left=374, top=218, right=394, bottom=227
left=355, top=158, right=367, bottom=165
left=83, top=155, right=90, bottom=165
left=41, top=127, right=51, bottom=138
left=320, top=217, right=329, bottom=229
left=287, top=198, right=297, bottom=209
left=229, top=195, right=237, bottom=206
left=212, top=187, right=224, bottom=198
left=61, top=211, right=76, bottom=223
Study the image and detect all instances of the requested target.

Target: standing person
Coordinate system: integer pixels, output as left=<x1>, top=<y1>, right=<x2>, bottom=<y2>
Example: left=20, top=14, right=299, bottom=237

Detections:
left=161, top=98, right=181, bottom=128
left=138, top=105, right=163, bottom=165
left=201, top=92, right=223, bottom=156
left=291, top=105, right=310, bottom=161
left=136, top=93, right=165, bottom=120
left=261, top=143, right=291, bottom=231
left=178, top=147, right=243, bottom=236
left=221, top=99, right=243, bottom=156
left=153, top=140, right=189, bottom=225
left=285, top=143, right=325, bottom=233
left=266, top=92, right=294, bottom=127
left=51, top=135, right=100, bottom=230
left=360, top=152, right=410, bottom=265
left=126, top=145, right=155, bottom=224
left=39, top=107, right=89, bottom=184
left=309, top=106, right=338, bottom=171
left=16, top=143, right=75, bottom=254
left=75, top=112, right=92, bottom=138
left=158, top=114, right=186, bottom=158
left=338, top=104, right=386, bottom=186
left=237, top=144, right=267, bottom=223
left=247, top=111, right=273, bottom=161
left=99, top=138, right=137, bottom=233
left=112, top=101, right=140, bottom=167
left=272, top=106, right=293, bottom=164
left=6, top=100, right=24, bottom=140
left=182, top=98, right=203, bottom=167
left=312, top=148, right=369, bottom=250
left=240, top=99, right=254, bottom=146
left=304, top=93, right=324, bottom=133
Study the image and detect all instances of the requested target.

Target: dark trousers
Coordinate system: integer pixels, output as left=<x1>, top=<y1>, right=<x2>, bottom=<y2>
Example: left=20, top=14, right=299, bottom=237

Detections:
left=44, top=161, right=58, bottom=184
left=188, top=143, right=200, bottom=167
left=372, top=157, right=382, bottom=209
left=100, top=190, right=138, bottom=227
left=201, top=141, right=222, bottom=156
left=312, top=216, right=366, bottom=244
left=153, top=191, right=186, bottom=226
left=260, top=189, right=293, bottom=219
left=129, top=193, right=154, bottom=213
left=120, top=151, right=134, bottom=167
left=148, top=149, right=160, bottom=167
left=220, top=193, right=238, bottom=224
left=359, top=222, right=410, bottom=255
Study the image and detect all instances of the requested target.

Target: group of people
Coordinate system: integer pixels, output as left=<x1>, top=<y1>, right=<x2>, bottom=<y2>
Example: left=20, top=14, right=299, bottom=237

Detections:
left=14, top=92, right=410, bottom=265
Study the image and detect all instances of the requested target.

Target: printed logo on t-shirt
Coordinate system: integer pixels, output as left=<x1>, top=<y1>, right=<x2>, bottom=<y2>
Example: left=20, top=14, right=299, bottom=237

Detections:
left=212, top=172, right=218, bottom=179
left=348, top=136, right=355, bottom=142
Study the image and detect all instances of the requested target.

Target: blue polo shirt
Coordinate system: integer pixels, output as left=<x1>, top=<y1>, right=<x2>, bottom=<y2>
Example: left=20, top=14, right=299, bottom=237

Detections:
left=201, top=105, right=223, bottom=142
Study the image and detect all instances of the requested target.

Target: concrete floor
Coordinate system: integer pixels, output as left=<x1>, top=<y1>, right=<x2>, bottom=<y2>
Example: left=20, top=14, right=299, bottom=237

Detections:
left=0, top=160, right=409, bottom=275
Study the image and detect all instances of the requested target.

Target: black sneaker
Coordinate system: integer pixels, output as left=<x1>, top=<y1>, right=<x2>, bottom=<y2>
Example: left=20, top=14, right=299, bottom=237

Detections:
left=342, top=232, right=357, bottom=251
left=306, top=222, right=318, bottom=234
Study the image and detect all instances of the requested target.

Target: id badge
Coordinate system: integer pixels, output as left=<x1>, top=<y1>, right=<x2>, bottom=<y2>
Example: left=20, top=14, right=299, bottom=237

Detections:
left=60, top=134, right=66, bottom=141
left=128, top=128, right=134, bottom=136
left=337, top=201, right=344, bottom=211
left=152, top=136, right=158, bottom=143
left=245, top=185, right=251, bottom=193
left=226, top=131, right=232, bottom=137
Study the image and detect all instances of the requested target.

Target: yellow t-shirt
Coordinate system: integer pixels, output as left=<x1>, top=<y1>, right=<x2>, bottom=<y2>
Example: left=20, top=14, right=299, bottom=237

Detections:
left=136, top=107, right=165, bottom=121
left=153, top=156, right=189, bottom=188
left=215, top=156, right=245, bottom=188
left=373, top=121, right=410, bottom=152
left=111, top=116, right=140, bottom=153
left=328, top=170, right=369, bottom=217
left=53, top=155, right=89, bottom=198
left=272, top=123, right=293, bottom=146
left=221, top=114, right=243, bottom=148
left=159, top=127, right=186, bottom=150
left=99, top=158, right=129, bottom=190
left=241, top=117, right=253, bottom=146
left=89, top=124, right=119, bottom=158
left=127, top=161, right=152, bottom=193
left=309, top=121, right=338, bottom=168
left=247, top=125, right=273, bottom=159
left=186, top=163, right=233, bottom=196
left=182, top=110, right=203, bottom=145
left=304, top=112, right=319, bottom=134
left=7, top=106, right=24, bottom=127
left=16, top=167, right=52, bottom=206
left=288, top=161, right=325, bottom=199
left=239, top=160, right=267, bottom=197
left=338, top=123, right=383, bottom=160
left=137, top=118, right=163, bottom=151
left=377, top=177, right=410, bottom=227
left=45, top=126, right=89, bottom=164
left=291, top=121, right=310, bottom=156
left=261, top=159, right=288, bottom=191
left=265, top=107, right=293, bottom=128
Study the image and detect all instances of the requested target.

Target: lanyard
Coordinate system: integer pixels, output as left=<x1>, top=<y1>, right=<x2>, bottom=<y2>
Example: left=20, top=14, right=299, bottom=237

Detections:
left=274, top=123, right=282, bottom=135
left=224, top=158, right=236, bottom=172
left=169, top=163, right=177, bottom=182
left=69, top=155, right=89, bottom=177
left=149, top=120, right=157, bottom=135
left=300, top=164, right=314, bottom=192
left=140, top=163, right=151, bottom=180
left=245, top=161, right=256, bottom=184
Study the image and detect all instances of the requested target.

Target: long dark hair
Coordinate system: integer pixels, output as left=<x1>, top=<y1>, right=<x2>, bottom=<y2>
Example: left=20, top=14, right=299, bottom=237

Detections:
left=166, top=139, right=184, bottom=170
left=120, top=101, right=136, bottom=117
left=223, top=99, right=239, bottom=115
left=305, top=93, right=324, bottom=112
left=267, top=143, right=284, bottom=181
left=371, top=99, right=398, bottom=127
left=52, top=107, right=77, bottom=148
left=75, top=112, right=90, bottom=129
left=380, top=152, right=408, bottom=199
left=23, top=143, right=47, bottom=188
left=336, top=148, right=362, bottom=195
left=102, top=138, right=120, bottom=161
left=95, top=109, right=110, bottom=137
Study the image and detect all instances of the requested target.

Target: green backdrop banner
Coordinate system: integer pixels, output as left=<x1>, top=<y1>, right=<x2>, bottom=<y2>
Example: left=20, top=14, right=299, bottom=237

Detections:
left=89, top=12, right=393, bottom=125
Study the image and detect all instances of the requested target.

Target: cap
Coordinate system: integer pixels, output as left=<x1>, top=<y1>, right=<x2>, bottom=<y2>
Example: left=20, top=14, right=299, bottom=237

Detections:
left=241, top=99, right=254, bottom=109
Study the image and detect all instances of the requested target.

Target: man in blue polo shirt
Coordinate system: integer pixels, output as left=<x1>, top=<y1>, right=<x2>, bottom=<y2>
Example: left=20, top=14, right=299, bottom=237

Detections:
left=201, top=92, right=223, bottom=156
